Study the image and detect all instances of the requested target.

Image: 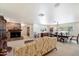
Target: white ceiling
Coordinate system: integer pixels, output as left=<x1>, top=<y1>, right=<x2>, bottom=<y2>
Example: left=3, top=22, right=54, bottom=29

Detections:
left=0, top=3, right=79, bottom=25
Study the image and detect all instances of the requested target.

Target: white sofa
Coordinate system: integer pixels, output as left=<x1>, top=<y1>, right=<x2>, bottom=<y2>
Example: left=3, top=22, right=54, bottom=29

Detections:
left=13, top=37, right=57, bottom=56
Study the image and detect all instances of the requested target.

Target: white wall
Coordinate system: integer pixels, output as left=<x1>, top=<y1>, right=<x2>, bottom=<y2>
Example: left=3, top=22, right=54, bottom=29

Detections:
left=21, top=24, right=27, bottom=39
left=32, top=22, right=79, bottom=36
left=57, top=22, right=79, bottom=36
left=33, top=24, right=49, bottom=33
left=21, top=24, right=33, bottom=39
left=71, top=22, right=79, bottom=36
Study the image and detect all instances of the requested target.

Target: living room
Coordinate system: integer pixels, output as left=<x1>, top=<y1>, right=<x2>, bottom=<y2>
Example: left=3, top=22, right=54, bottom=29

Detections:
left=0, top=3, right=79, bottom=56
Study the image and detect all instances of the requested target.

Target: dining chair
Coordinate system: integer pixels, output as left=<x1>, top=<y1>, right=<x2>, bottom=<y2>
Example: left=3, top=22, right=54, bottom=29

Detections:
left=70, top=34, right=79, bottom=44
left=59, top=32, right=65, bottom=42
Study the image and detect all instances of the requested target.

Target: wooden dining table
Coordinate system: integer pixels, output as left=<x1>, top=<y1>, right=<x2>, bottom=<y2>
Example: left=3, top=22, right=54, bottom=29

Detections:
left=52, top=34, right=71, bottom=42
left=54, top=34, right=78, bottom=43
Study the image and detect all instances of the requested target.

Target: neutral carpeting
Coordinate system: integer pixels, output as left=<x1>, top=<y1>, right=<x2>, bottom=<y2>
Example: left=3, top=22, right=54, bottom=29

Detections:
left=46, top=41, right=79, bottom=56
left=7, top=40, right=79, bottom=56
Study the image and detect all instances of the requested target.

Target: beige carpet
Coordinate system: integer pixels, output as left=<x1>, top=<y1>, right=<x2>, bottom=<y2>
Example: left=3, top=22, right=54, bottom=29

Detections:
left=7, top=40, right=79, bottom=56
left=46, top=41, right=79, bottom=56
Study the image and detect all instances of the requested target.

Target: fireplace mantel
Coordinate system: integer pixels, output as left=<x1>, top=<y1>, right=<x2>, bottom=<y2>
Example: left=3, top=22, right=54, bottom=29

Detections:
left=8, top=29, right=22, bottom=32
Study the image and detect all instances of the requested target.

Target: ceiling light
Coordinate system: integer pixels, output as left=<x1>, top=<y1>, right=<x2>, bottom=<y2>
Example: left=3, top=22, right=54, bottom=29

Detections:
left=54, top=3, right=60, bottom=7
left=21, top=23, right=25, bottom=26
left=38, top=13, right=44, bottom=16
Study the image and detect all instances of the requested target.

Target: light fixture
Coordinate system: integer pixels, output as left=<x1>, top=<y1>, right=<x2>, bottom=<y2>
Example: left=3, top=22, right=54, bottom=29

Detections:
left=38, top=13, right=44, bottom=16
left=21, top=23, right=25, bottom=26
left=54, top=3, right=60, bottom=7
